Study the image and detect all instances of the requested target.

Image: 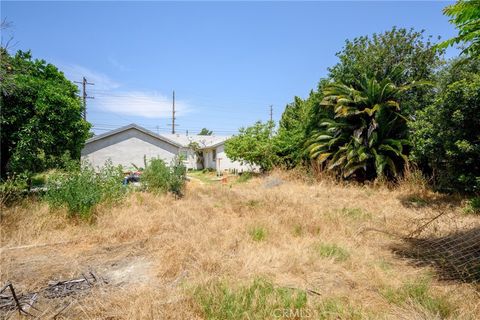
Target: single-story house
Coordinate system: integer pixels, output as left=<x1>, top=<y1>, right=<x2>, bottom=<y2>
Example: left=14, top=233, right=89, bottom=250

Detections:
left=81, top=123, right=256, bottom=172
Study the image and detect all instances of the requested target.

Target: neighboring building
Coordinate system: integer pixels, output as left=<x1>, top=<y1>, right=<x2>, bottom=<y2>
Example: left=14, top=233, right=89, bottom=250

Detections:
left=81, top=123, right=256, bottom=172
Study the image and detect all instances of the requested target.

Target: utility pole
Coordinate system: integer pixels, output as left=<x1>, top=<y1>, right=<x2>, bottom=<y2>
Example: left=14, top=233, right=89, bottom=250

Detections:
left=269, top=105, right=273, bottom=122
left=74, top=77, right=94, bottom=120
left=172, top=90, right=176, bottom=134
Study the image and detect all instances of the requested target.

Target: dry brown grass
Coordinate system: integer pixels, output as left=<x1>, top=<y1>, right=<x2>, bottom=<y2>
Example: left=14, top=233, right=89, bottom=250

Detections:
left=1, top=172, right=479, bottom=319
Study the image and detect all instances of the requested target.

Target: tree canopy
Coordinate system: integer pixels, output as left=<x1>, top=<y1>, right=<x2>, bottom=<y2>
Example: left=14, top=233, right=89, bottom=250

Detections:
left=0, top=49, right=91, bottom=178
left=198, top=128, right=213, bottom=135
left=224, top=121, right=276, bottom=172
left=410, top=57, right=480, bottom=194
left=438, top=0, right=480, bottom=58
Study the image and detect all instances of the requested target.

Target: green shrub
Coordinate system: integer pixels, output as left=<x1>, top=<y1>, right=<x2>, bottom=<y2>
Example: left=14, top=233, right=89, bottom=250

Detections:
left=0, top=176, right=28, bottom=207
left=141, top=157, right=186, bottom=197
left=44, top=160, right=125, bottom=219
left=410, top=60, right=480, bottom=194
left=463, top=197, right=480, bottom=215
left=142, top=158, right=171, bottom=194
left=193, top=278, right=308, bottom=320
left=169, top=159, right=187, bottom=198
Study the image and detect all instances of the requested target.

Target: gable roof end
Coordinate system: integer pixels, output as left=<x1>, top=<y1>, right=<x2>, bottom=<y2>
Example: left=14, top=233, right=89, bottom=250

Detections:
left=85, top=123, right=183, bottom=148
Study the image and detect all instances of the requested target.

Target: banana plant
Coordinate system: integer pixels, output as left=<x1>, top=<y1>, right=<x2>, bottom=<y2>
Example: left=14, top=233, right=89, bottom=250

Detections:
left=307, top=74, right=418, bottom=180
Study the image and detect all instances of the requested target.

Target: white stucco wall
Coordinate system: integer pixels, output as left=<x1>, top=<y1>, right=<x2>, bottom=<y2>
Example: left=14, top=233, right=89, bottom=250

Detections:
left=208, top=145, right=259, bottom=172
left=81, top=128, right=179, bottom=170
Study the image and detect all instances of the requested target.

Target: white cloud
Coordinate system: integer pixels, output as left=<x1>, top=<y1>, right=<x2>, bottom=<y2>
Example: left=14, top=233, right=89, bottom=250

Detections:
left=59, top=63, right=191, bottom=118
left=61, top=64, right=121, bottom=90
left=95, top=91, right=191, bottom=119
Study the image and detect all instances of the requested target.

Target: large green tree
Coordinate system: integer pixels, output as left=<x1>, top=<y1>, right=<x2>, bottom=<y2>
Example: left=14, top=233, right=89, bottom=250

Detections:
left=410, top=58, right=480, bottom=194
left=438, top=0, right=480, bottom=58
left=328, top=27, right=443, bottom=114
left=0, top=49, right=91, bottom=178
left=275, top=80, right=329, bottom=168
left=277, top=27, right=442, bottom=170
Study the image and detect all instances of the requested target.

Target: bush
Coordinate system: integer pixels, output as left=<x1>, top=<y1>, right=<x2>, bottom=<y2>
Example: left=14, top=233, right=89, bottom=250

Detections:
left=463, top=197, right=480, bottom=215
left=169, top=160, right=187, bottom=198
left=141, top=157, right=186, bottom=197
left=44, top=160, right=125, bottom=219
left=0, top=176, right=28, bottom=208
left=224, top=121, right=277, bottom=172
left=410, top=60, right=480, bottom=194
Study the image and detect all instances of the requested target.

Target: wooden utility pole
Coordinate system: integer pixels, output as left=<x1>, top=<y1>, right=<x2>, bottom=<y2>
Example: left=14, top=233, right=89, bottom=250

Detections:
left=74, top=77, right=94, bottom=120
left=172, top=90, right=176, bottom=134
left=269, top=105, right=273, bottom=122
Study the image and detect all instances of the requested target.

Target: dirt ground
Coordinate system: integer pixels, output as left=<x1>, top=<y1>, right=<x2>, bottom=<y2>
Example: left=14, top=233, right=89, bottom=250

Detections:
left=1, top=172, right=479, bottom=319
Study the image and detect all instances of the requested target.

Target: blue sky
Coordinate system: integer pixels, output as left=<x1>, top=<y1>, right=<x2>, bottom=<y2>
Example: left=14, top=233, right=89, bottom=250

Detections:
left=2, top=1, right=458, bottom=135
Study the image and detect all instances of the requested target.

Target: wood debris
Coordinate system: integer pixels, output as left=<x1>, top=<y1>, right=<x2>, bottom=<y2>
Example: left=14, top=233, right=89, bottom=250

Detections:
left=0, top=271, right=104, bottom=317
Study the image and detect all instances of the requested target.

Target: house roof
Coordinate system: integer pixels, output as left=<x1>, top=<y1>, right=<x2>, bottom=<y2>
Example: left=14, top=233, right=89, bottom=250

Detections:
left=86, top=123, right=230, bottom=149
left=161, top=133, right=230, bottom=148
left=85, top=123, right=184, bottom=148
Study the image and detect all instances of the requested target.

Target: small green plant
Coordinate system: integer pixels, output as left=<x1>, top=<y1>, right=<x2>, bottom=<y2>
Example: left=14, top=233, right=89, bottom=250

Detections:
left=316, top=243, right=350, bottom=262
left=193, top=278, right=308, bottom=319
left=339, top=207, right=371, bottom=219
left=317, top=298, right=363, bottom=320
left=463, top=197, right=480, bottom=215
left=293, top=225, right=303, bottom=237
left=382, top=277, right=455, bottom=318
left=237, top=172, right=253, bottom=183
left=249, top=226, right=267, bottom=242
left=245, top=199, right=262, bottom=208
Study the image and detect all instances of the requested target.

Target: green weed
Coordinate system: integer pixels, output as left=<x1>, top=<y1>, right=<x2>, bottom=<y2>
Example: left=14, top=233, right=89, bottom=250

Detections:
left=339, top=207, right=371, bottom=219
left=463, top=197, right=480, bottom=215
left=249, top=226, right=267, bottom=242
left=382, top=277, right=455, bottom=318
left=315, top=243, right=350, bottom=262
left=44, top=160, right=125, bottom=219
left=317, top=298, right=363, bottom=320
left=193, top=278, right=308, bottom=320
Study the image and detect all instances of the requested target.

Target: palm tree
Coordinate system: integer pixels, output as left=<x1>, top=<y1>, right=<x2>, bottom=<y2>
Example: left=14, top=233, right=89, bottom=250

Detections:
left=307, top=75, right=417, bottom=180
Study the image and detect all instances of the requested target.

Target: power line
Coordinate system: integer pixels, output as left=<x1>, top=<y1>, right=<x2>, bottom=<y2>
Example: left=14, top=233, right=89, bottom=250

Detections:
left=74, top=77, right=94, bottom=121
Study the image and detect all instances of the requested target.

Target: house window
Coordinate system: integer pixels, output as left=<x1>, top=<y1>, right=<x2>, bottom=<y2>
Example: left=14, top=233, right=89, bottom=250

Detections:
left=212, top=149, right=216, bottom=161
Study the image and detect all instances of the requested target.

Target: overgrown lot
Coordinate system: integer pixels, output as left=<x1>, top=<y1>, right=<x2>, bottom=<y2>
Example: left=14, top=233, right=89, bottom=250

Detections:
left=1, top=172, right=479, bottom=319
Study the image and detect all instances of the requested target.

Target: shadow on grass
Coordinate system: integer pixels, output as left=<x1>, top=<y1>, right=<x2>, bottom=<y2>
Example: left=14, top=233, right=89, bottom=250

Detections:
left=392, top=227, right=480, bottom=283
left=398, top=193, right=462, bottom=210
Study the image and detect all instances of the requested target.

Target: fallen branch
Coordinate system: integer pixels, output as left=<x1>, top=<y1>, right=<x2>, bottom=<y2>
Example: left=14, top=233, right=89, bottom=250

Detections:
left=408, top=210, right=448, bottom=238
left=0, top=283, right=34, bottom=316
